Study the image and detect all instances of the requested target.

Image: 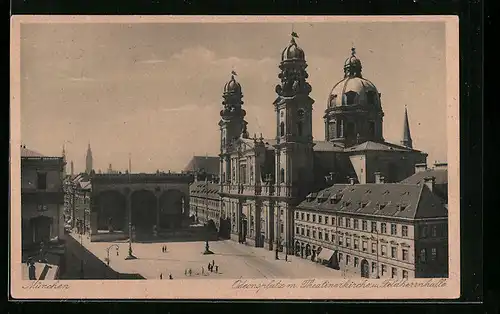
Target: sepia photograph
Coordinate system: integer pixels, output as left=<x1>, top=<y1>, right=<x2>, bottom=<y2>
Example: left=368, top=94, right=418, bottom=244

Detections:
left=10, top=15, right=459, bottom=299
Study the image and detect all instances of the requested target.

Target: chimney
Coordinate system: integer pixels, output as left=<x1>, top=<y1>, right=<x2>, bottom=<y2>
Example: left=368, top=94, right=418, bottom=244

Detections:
left=423, top=176, right=436, bottom=192
left=433, top=162, right=448, bottom=170
left=374, top=172, right=385, bottom=184
left=415, top=163, right=427, bottom=173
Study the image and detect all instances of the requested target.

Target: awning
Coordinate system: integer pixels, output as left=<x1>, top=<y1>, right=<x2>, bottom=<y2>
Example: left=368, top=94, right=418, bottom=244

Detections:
left=317, top=248, right=335, bottom=261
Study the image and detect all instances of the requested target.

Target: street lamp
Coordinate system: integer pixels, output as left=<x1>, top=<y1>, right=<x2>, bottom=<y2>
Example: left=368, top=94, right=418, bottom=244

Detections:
left=106, top=244, right=120, bottom=266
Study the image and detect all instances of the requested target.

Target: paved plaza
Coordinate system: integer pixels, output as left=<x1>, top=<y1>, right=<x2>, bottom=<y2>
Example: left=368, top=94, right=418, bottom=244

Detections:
left=69, top=233, right=350, bottom=280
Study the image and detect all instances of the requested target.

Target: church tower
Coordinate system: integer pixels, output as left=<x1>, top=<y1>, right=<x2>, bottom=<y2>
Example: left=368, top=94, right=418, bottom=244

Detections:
left=218, top=73, right=247, bottom=185
left=85, top=142, right=93, bottom=174
left=273, top=33, right=315, bottom=198
left=401, top=106, right=413, bottom=148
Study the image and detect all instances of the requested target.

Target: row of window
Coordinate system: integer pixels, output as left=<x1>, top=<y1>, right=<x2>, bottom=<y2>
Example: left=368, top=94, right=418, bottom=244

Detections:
left=339, top=253, right=409, bottom=279
left=296, top=212, right=409, bottom=237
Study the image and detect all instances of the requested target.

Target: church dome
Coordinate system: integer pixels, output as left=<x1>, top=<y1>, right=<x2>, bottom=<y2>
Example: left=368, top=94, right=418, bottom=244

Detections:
left=223, top=75, right=242, bottom=95
left=326, top=48, right=381, bottom=109
left=281, top=37, right=305, bottom=62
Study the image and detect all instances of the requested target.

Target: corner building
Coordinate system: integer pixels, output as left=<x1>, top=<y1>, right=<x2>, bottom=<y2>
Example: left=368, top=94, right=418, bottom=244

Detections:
left=216, top=35, right=430, bottom=258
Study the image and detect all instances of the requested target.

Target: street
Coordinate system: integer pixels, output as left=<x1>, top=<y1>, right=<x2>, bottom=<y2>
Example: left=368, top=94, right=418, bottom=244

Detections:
left=65, top=233, right=349, bottom=280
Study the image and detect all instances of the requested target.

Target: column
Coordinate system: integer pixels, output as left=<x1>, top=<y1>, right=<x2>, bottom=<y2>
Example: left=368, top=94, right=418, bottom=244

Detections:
left=255, top=201, right=261, bottom=247
left=275, top=204, right=280, bottom=250
left=268, top=201, right=275, bottom=250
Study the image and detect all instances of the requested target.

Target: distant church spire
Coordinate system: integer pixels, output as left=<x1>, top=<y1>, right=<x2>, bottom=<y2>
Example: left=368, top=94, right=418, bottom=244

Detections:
left=401, top=106, right=413, bottom=148
left=85, top=141, right=93, bottom=174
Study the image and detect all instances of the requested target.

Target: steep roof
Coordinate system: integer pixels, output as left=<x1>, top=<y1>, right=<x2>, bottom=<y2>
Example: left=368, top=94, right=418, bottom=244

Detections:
left=21, top=147, right=46, bottom=157
left=184, top=156, right=220, bottom=175
left=189, top=181, right=220, bottom=198
left=298, top=182, right=447, bottom=220
left=344, top=141, right=423, bottom=153
left=400, top=168, right=448, bottom=186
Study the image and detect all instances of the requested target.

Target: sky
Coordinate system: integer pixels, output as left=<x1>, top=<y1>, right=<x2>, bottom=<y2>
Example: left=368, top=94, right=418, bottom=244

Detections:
left=20, top=21, right=447, bottom=173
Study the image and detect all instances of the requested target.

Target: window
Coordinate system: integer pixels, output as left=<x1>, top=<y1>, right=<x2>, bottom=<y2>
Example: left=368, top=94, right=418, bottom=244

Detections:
left=381, top=264, right=387, bottom=276
left=345, top=91, right=357, bottom=106
left=431, top=248, right=437, bottom=261
left=371, top=262, right=377, bottom=273
left=280, top=122, right=285, bottom=137
left=331, top=217, right=335, bottom=226
left=402, top=226, right=408, bottom=237
left=37, top=204, right=48, bottom=212
left=338, top=236, right=343, bottom=246
left=312, top=215, right=316, bottom=222
left=391, top=267, right=397, bottom=278
left=331, top=235, right=336, bottom=243
left=402, top=270, right=409, bottom=279
left=354, top=219, right=359, bottom=229
left=37, top=172, right=47, bottom=190
left=339, top=217, right=343, bottom=227
left=431, top=226, right=437, bottom=237
left=301, top=213, right=305, bottom=220
left=301, top=228, right=304, bottom=235
left=421, top=226, right=428, bottom=238
left=296, top=212, right=299, bottom=219
left=391, top=224, right=397, bottom=235
left=391, top=247, right=397, bottom=258
left=306, top=229, right=310, bottom=237
left=381, top=245, right=387, bottom=256
left=312, top=231, right=316, bottom=238
left=362, top=220, right=368, bottom=231
left=346, top=255, right=350, bottom=265
left=362, top=241, right=368, bottom=252
left=307, top=214, right=310, bottom=221
left=339, top=253, right=343, bottom=262
left=325, top=217, right=329, bottom=224
left=318, top=231, right=323, bottom=240
left=354, top=239, right=359, bottom=249
left=354, top=257, right=359, bottom=267
left=372, top=243, right=377, bottom=253
left=371, top=221, right=377, bottom=232
left=402, top=249, right=409, bottom=261
left=381, top=223, right=387, bottom=234
left=325, top=232, right=329, bottom=241
left=280, top=169, right=285, bottom=183
left=318, top=215, right=322, bottom=223
left=296, top=227, right=300, bottom=234
left=419, top=249, right=427, bottom=263
left=346, top=238, right=351, bottom=247
left=346, top=218, right=351, bottom=228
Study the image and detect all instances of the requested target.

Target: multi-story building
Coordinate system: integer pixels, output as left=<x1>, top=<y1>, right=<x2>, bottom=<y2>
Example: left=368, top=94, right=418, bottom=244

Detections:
left=401, top=162, right=448, bottom=205
left=216, top=34, right=428, bottom=255
left=294, top=175, right=448, bottom=278
left=21, top=145, right=66, bottom=266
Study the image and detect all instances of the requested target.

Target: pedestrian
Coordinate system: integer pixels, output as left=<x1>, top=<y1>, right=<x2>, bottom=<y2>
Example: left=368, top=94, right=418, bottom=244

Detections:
left=215, top=265, right=219, bottom=273
left=188, top=268, right=192, bottom=276
left=160, top=273, right=163, bottom=279
left=164, top=244, right=167, bottom=252
left=184, top=269, right=187, bottom=276
left=201, top=267, right=204, bottom=275
left=169, top=274, right=173, bottom=280
left=212, top=259, right=215, bottom=266
left=285, top=254, right=288, bottom=262
left=208, top=263, right=211, bottom=272
left=161, top=246, right=164, bottom=253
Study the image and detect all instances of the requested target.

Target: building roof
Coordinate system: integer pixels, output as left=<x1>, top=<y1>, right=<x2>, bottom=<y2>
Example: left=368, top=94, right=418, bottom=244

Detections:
left=298, top=182, right=447, bottom=220
left=21, top=146, right=46, bottom=157
left=343, top=141, right=423, bottom=153
left=400, top=168, right=448, bottom=186
left=184, top=156, right=220, bottom=175
left=189, top=181, right=220, bottom=197
left=313, top=141, right=345, bottom=152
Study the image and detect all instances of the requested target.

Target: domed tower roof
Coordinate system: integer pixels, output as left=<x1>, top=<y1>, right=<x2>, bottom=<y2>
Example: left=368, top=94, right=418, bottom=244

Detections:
left=281, top=36, right=305, bottom=62
left=223, top=74, right=242, bottom=95
left=326, top=48, right=381, bottom=110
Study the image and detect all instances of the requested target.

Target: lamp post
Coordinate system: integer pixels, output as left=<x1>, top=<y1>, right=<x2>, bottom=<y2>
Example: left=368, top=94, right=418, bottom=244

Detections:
left=124, top=174, right=136, bottom=260
left=106, top=244, right=120, bottom=266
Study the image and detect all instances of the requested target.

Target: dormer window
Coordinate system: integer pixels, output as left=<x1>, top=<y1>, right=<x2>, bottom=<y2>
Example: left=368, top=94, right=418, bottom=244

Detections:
left=329, top=193, right=343, bottom=204
left=344, top=91, right=358, bottom=106
left=329, top=94, right=337, bottom=107
left=378, top=203, right=386, bottom=210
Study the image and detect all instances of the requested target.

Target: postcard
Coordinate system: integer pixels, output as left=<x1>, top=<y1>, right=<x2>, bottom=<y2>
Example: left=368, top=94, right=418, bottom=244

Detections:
left=10, top=15, right=459, bottom=299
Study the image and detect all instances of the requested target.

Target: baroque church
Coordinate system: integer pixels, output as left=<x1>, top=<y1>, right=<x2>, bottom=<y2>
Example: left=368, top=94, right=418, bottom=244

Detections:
left=215, top=34, right=427, bottom=254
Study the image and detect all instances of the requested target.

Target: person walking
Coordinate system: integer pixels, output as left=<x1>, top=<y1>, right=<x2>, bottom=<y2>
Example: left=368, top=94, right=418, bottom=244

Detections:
left=285, top=254, right=288, bottom=262
left=184, top=269, right=187, bottom=276
left=208, top=263, right=212, bottom=272
left=169, top=274, right=173, bottom=280
left=201, top=267, right=205, bottom=275
left=188, top=268, right=192, bottom=276
left=160, top=273, right=163, bottom=279
left=215, top=265, right=219, bottom=273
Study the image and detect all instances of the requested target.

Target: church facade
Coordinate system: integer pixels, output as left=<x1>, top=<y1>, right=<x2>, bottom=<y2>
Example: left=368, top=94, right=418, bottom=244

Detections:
left=214, top=35, right=427, bottom=255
